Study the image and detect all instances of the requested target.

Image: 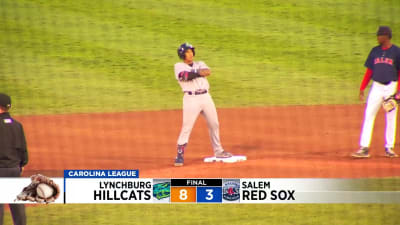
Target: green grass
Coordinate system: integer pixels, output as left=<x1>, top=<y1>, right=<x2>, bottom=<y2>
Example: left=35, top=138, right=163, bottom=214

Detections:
left=2, top=204, right=400, bottom=225
left=1, top=0, right=399, bottom=115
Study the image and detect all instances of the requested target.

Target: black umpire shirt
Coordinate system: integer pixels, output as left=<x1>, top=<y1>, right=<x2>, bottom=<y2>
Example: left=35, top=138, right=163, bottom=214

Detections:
left=0, top=112, right=28, bottom=168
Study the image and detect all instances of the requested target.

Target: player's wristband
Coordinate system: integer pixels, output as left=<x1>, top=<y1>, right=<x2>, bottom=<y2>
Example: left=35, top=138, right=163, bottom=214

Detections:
left=187, top=72, right=201, bottom=80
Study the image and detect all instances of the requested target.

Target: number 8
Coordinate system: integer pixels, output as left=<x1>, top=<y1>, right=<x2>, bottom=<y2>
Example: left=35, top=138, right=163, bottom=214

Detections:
left=180, top=189, right=188, bottom=200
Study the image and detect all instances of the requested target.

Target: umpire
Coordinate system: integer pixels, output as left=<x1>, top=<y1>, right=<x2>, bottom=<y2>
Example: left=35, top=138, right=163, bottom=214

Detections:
left=0, top=93, right=28, bottom=225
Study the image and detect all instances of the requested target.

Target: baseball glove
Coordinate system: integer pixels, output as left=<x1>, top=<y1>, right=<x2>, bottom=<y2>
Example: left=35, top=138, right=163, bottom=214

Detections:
left=382, top=94, right=400, bottom=112
left=16, top=174, right=60, bottom=203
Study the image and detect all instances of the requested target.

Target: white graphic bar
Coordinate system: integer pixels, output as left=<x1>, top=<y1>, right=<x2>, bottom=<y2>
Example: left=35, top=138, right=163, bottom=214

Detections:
left=0, top=178, right=64, bottom=204
left=65, top=178, right=153, bottom=203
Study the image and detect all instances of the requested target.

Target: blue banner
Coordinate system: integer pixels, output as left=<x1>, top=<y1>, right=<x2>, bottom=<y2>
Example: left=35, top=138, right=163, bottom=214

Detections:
left=64, top=170, right=139, bottom=178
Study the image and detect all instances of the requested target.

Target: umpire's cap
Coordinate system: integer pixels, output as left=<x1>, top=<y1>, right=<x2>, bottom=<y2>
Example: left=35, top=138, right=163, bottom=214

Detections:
left=0, top=93, right=11, bottom=109
left=177, top=43, right=195, bottom=59
left=377, top=26, right=392, bottom=39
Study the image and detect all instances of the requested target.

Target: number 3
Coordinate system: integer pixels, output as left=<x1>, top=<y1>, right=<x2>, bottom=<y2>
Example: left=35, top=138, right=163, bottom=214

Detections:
left=206, top=189, right=213, bottom=200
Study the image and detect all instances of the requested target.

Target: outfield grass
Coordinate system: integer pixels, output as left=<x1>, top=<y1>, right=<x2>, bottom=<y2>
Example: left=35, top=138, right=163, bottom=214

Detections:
left=1, top=0, right=399, bottom=115
left=2, top=204, right=399, bottom=225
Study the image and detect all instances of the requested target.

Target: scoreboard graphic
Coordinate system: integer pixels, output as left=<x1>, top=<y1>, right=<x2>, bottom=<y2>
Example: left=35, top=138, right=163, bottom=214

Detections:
left=170, top=179, right=222, bottom=203
left=153, top=179, right=241, bottom=203
left=1, top=170, right=400, bottom=204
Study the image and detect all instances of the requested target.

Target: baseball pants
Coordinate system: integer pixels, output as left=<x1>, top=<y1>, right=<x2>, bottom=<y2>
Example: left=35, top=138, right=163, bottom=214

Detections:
left=177, top=92, right=224, bottom=153
left=360, top=81, right=398, bottom=148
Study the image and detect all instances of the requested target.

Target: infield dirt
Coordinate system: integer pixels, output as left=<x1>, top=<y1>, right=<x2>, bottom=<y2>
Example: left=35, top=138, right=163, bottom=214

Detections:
left=17, top=105, right=400, bottom=178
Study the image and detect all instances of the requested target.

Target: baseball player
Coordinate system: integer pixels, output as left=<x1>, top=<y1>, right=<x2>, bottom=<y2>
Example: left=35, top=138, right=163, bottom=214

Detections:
left=0, top=93, right=28, bottom=225
left=173, top=43, right=232, bottom=166
left=352, top=26, right=400, bottom=158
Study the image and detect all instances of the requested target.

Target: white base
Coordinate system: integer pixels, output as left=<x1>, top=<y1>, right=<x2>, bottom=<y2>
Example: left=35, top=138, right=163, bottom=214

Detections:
left=204, top=155, right=247, bottom=163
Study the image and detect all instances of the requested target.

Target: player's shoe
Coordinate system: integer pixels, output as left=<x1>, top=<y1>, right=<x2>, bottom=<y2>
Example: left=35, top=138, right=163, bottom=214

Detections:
left=174, top=154, right=184, bottom=166
left=174, top=144, right=186, bottom=166
left=385, top=148, right=399, bottom=158
left=351, top=147, right=370, bottom=158
left=215, top=151, right=233, bottom=158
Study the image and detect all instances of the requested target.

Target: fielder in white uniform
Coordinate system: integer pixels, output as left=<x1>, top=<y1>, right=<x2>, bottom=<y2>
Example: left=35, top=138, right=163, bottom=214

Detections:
left=174, top=43, right=232, bottom=166
left=353, top=26, right=400, bottom=158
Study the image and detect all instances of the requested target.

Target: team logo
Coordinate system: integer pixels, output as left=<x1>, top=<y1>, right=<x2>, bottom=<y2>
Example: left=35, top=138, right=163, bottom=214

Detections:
left=153, top=182, right=170, bottom=200
left=3, top=119, right=12, bottom=124
left=222, top=180, right=240, bottom=201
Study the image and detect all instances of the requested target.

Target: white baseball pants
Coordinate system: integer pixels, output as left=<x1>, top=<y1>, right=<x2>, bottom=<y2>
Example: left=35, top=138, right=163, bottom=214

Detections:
left=360, top=81, right=398, bottom=148
left=177, top=92, right=224, bottom=154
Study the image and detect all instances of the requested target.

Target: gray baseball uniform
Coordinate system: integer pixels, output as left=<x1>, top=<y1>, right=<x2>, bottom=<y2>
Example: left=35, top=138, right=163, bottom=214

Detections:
left=174, top=61, right=224, bottom=154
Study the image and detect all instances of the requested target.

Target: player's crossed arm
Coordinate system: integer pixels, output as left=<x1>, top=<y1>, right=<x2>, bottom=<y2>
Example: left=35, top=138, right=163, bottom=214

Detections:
left=198, top=68, right=211, bottom=77
left=178, top=69, right=211, bottom=82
